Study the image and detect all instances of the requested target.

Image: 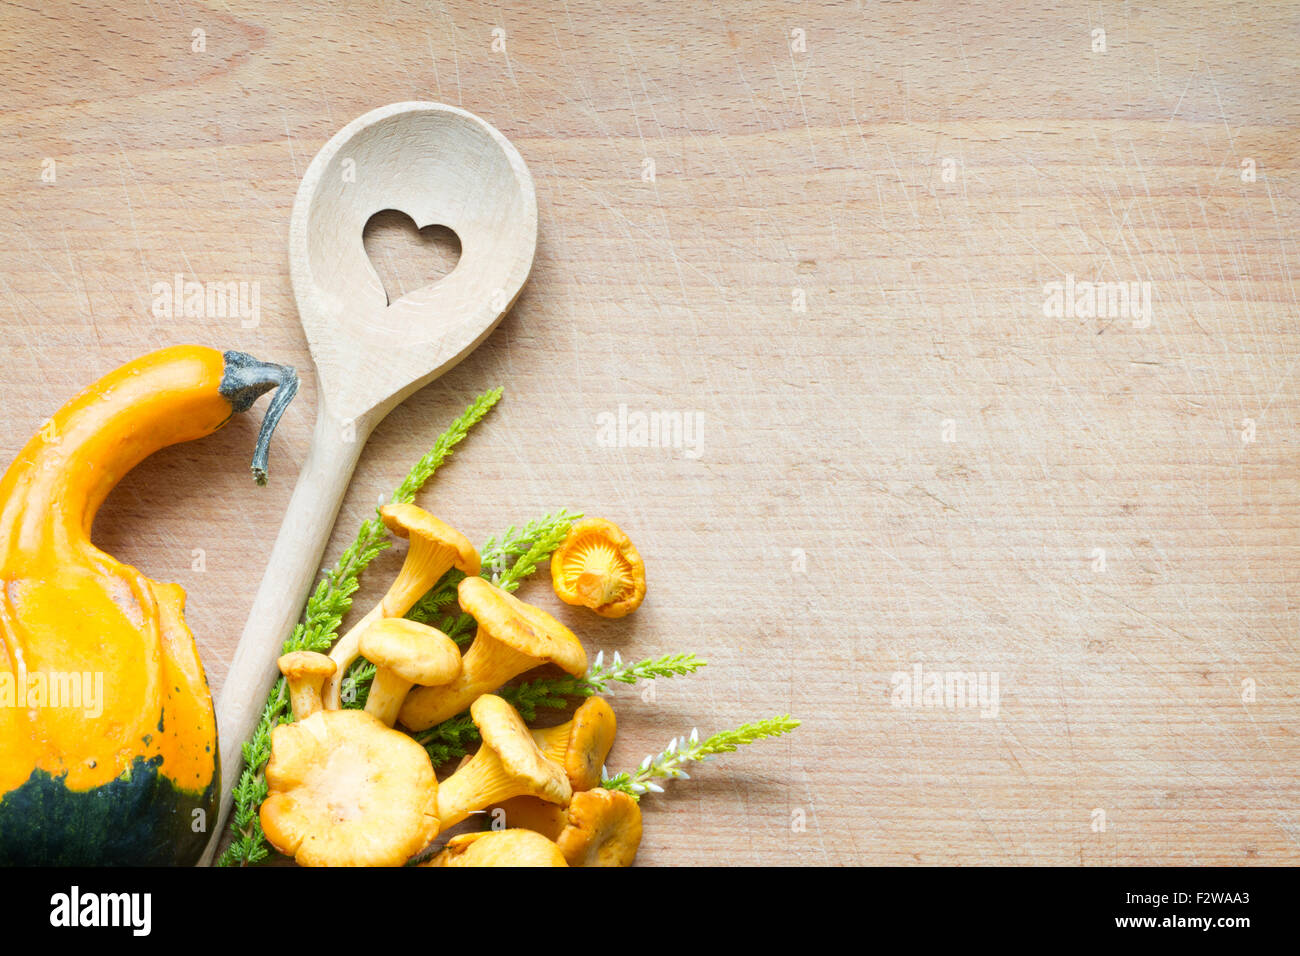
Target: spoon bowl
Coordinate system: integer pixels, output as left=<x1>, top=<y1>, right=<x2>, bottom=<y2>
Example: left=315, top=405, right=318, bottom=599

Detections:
left=206, top=103, right=536, bottom=862
left=291, top=102, right=537, bottom=424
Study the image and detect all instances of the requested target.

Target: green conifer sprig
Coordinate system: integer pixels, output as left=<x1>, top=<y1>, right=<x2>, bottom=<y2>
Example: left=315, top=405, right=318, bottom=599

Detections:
left=601, top=716, right=801, bottom=799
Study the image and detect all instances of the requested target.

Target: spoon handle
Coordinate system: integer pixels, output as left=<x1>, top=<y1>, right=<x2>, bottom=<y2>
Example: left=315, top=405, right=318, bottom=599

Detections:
left=201, top=408, right=368, bottom=864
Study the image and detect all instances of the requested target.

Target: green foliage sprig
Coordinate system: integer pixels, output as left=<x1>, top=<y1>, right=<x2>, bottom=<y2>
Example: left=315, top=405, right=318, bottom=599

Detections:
left=217, top=389, right=501, bottom=867
left=582, top=651, right=707, bottom=693
left=601, top=716, right=801, bottom=799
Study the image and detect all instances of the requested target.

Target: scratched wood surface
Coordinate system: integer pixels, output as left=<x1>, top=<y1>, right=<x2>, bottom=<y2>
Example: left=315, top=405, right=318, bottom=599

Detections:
left=0, top=1, right=1296, bottom=866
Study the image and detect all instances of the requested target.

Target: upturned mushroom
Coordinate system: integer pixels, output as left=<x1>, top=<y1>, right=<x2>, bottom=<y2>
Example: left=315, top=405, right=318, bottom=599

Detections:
left=435, top=694, right=572, bottom=829
left=554, top=788, right=642, bottom=867
left=358, top=618, right=461, bottom=727
left=259, top=709, right=440, bottom=867
left=278, top=651, right=337, bottom=720
left=399, top=576, right=587, bottom=731
left=550, top=518, right=646, bottom=617
left=423, top=829, right=567, bottom=867
left=322, top=504, right=478, bottom=708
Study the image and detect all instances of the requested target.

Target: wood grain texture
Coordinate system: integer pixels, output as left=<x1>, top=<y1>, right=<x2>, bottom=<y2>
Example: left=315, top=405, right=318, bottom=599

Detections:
left=0, top=0, right=1296, bottom=866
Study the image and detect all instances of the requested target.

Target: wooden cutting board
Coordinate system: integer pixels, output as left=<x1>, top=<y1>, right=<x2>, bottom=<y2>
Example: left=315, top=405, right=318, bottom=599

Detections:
left=0, top=0, right=1295, bottom=866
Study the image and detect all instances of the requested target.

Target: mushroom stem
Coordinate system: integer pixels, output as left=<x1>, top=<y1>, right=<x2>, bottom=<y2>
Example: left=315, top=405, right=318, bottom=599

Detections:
left=404, top=633, right=536, bottom=729
left=436, top=747, right=526, bottom=829
left=289, top=680, right=325, bottom=722
left=365, top=669, right=415, bottom=727
left=575, top=568, right=619, bottom=606
left=489, top=797, right=570, bottom=840
left=378, top=538, right=461, bottom=616
left=321, top=603, right=384, bottom=708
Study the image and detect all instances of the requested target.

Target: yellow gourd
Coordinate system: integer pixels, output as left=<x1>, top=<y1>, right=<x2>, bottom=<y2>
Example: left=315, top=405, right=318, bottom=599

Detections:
left=0, top=345, right=296, bottom=865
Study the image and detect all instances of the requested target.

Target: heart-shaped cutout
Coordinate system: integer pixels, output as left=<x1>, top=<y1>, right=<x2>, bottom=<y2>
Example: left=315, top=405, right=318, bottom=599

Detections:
left=362, top=209, right=462, bottom=306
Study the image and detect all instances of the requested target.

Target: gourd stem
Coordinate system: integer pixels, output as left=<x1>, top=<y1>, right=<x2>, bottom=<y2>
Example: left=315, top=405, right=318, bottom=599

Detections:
left=219, top=351, right=300, bottom=485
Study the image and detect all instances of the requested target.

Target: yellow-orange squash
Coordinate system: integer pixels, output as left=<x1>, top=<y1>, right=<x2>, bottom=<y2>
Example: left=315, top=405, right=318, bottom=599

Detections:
left=0, top=346, right=296, bottom=865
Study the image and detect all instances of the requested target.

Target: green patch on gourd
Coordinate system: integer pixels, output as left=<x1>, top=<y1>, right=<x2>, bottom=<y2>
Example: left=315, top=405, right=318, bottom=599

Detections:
left=0, top=757, right=215, bottom=866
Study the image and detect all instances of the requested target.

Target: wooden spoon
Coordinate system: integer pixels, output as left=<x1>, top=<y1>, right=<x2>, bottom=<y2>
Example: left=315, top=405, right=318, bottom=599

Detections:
left=204, top=102, right=536, bottom=862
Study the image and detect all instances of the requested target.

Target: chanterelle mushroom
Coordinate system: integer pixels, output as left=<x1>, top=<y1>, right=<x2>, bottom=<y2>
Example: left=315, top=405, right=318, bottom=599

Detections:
left=322, top=504, right=478, bottom=709
left=550, top=518, right=645, bottom=617
left=423, top=829, right=567, bottom=867
left=399, top=577, right=587, bottom=731
left=554, top=788, right=642, bottom=867
left=436, top=694, right=572, bottom=829
left=532, top=696, right=617, bottom=791
left=278, top=651, right=337, bottom=720
left=490, top=696, right=617, bottom=835
left=260, top=709, right=439, bottom=867
left=358, top=618, right=461, bottom=727
left=376, top=504, right=481, bottom=616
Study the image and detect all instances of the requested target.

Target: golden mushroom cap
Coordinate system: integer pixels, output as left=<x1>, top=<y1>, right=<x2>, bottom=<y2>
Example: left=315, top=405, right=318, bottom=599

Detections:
left=259, top=710, right=439, bottom=867
left=550, top=518, right=646, bottom=618
left=380, top=503, right=480, bottom=576
left=562, top=696, right=617, bottom=791
left=424, top=829, right=568, bottom=867
left=555, top=788, right=642, bottom=867
left=358, top=618, right=461, bottom=686
left=277, top=651, right=337, bottom=680
left=472, top=694, right=572, bottom=806
left=458, top=576, right=588, bottom=677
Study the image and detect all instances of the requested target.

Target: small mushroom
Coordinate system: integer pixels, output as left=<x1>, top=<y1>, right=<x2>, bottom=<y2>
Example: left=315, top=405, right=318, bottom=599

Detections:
left=399, top=576, right=587, bottom=731
left=278, top=651, right=337, bottom=720
left=550, top=518, right=646, bottom=617
left=554, top=788, right=642, bottom=867
left=375, top=504, right=482, bottom=616
left=323, top=504, right=479, bottom=708
left=422, top=829, right=568, bottom=867
left=532, top=696, right=617, bottom=791
left=259, top=709, right=440, bottom=867
left=358, top=618, right=461, bottom=727
left=435, top=694, right=572, bottom=830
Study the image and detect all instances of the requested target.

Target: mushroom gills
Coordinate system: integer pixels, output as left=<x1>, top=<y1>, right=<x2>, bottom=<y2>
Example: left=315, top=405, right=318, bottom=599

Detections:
left=550, top=518, right=646, bottom=617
